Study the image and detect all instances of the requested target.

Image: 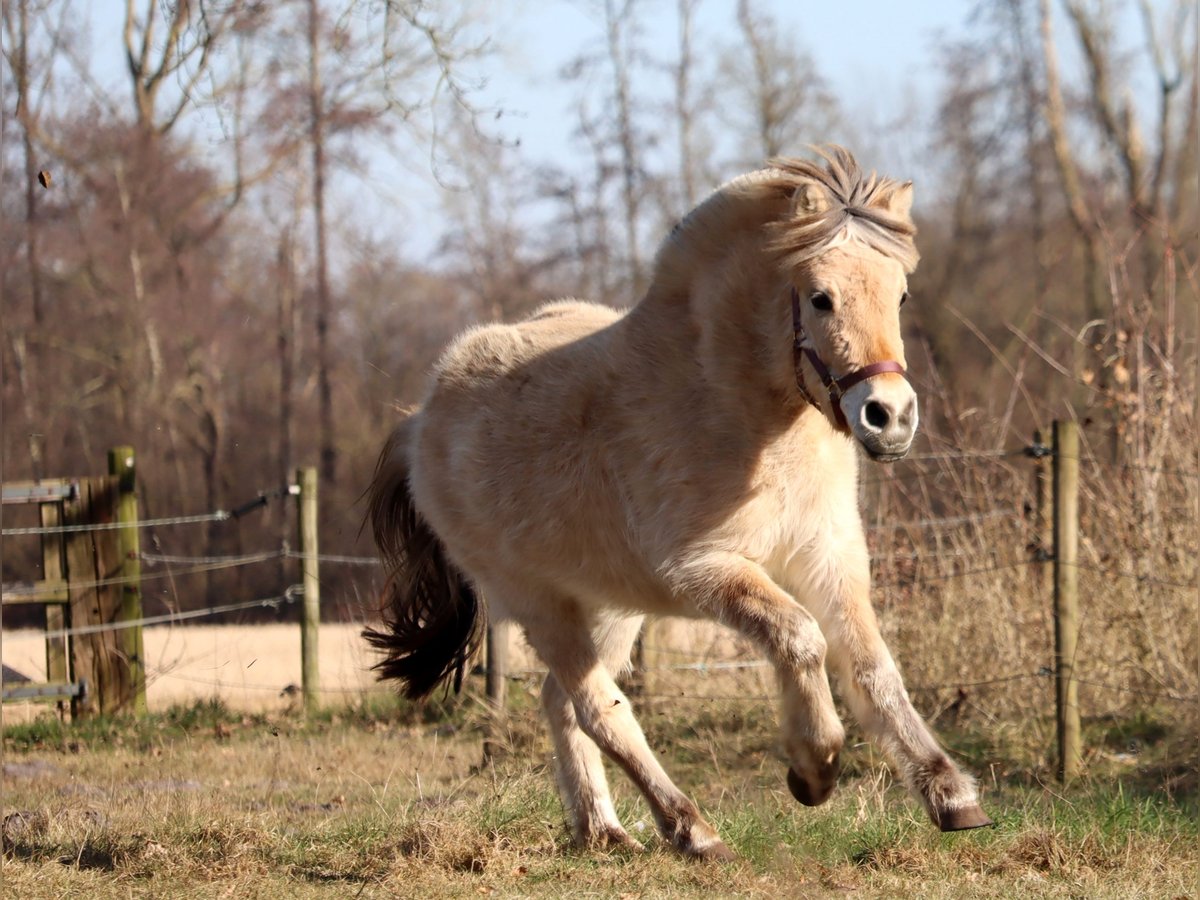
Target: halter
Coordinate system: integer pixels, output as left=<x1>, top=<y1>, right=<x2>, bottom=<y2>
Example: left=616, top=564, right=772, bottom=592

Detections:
left=790, top=287, right=910, bottom=432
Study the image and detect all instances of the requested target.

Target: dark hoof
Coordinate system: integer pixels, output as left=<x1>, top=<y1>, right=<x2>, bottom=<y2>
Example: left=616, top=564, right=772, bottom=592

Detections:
left=692, top=839, right=737, bottom=862
left=585, top=826, right=644, bottom=852
left=935, top=804, right=995, bottom=831
left=787, top=766, right=837, bottom=807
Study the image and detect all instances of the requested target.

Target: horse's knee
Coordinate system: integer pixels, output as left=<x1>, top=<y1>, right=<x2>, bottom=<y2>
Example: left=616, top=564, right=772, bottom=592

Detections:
left=571, top=690, right=635, bottom=750
left=783, top=615, right=828, bottom=672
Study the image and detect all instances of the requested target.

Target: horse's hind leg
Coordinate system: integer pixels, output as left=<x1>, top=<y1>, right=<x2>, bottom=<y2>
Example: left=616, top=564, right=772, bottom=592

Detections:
left=541, top=614, right=644, bottom=851
left=526, top=610, right=733, bottom=860
left=807, top=575, right=993, bottom=831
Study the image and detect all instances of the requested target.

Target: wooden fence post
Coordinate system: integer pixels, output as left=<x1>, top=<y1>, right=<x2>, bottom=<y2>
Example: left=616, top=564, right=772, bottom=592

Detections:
left=296, top=466, right=320, bottom=711
left=482, top=622, right=509, bottom=763
left=64, top=477, right=122, bottom=716
left=1052, top=420, right=1082, bottom=782
left=1033, top=429, right=1053, bottom=624
left=40, top=501, right=70, bottom=716
left=108, top=447, right=147, bottom=716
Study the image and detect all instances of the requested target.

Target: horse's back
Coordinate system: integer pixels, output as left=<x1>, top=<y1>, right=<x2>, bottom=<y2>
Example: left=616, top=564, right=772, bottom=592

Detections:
left=407, top=299, right=642, bottom=599
left=429, top=299, right=620, bottom=394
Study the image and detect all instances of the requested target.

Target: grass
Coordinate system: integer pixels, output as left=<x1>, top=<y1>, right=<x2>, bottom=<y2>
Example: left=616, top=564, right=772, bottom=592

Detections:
left=2, top=694, right=1196, bottom=899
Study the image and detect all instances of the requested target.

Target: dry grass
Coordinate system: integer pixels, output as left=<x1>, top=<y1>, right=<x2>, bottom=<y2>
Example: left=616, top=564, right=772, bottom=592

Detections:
left=3, top=686, right=1195, bottom=899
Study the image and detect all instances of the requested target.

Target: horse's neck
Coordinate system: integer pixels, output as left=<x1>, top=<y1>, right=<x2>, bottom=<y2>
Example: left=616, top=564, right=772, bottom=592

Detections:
left=626, top=187, right=800, bottom=433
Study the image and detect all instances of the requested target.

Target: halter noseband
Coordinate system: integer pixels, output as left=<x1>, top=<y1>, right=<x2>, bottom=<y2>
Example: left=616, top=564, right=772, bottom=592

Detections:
left=790, top=287, right=910, bottom=432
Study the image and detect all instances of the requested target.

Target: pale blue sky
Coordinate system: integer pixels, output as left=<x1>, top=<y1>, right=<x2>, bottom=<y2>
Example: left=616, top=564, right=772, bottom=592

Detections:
left=476, top=1, right=964, bottom=172
left=80, top=1, right=1167, bottom=259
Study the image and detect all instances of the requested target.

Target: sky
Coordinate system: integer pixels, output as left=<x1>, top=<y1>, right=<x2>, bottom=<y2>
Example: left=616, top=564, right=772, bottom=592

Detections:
left=467, top=0, right=965, bottom=181
left=486, top=1, right=961, bottom=137
left=81, top=1, right=974, bottom=247
left=398, top=0, right=976, bottom=257
left=78, top=0, right=1170, bottom=262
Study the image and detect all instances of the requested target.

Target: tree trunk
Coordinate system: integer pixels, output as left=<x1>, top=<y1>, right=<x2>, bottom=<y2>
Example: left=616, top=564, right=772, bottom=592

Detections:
left=15, top=0, right=46, bottom=477
left=604, top=0, right=642, bottom=297
left=674, top=0, right=700, bottom=212
left=1039, top=0, right=1107, bottom=325
left=277, top=226, right=298, bottom=585
left=308, top=0, right=336, bottom=486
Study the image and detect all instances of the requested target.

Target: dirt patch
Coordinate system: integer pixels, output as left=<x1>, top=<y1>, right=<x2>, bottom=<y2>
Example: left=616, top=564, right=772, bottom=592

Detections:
left=3, top=619, right=751, bottom=723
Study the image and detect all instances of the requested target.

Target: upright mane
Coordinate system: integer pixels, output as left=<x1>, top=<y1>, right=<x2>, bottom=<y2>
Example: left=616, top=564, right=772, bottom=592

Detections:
left=766, top=146, right=919, bottom=273
left=650, top=146, right=919, bottom=290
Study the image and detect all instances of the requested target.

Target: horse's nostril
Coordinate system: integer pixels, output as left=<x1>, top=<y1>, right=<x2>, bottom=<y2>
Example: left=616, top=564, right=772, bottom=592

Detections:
left=864, top=401, right=890, bottom=431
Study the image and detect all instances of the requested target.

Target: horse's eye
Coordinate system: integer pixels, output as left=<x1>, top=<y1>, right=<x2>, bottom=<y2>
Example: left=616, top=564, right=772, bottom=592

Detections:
left=810, top=292, right=833, bottom=312
left=900, top=291, right=910, bottom=308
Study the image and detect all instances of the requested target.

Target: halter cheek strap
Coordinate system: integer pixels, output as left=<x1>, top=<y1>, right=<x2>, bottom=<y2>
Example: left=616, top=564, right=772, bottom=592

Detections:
left=790, top=288, right=909, bottom=432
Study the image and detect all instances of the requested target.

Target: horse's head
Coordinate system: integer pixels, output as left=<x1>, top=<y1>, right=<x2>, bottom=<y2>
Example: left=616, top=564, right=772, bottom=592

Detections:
left=769, top=148, right=920, bottom=462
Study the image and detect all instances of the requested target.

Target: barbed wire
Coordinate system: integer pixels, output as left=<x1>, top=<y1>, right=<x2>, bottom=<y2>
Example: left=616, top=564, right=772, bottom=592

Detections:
left=1, top=546, right=379, bottom=605
left=41, top=586, right=303, bottom=640
left=285, top=550, right=380, bottom=567
left=874, top=559, right=1034, bottom=587
left=1109, top=461, right=1200, bottom=479
left=901, top=449, right=1027, bottom=462
left=1070, top=676, right=1196, bottom=704
left=866, top=509, right=1021, bottom=531
left=1, top=486, right=295, bottom=538
left=132, top=650, right=1197, bottom=708
left=1073, top=562, right=1196, bottom=591
left=2, top=551, right=287, bottom=598
left=2, top=510, right=234, bottom=537
left=140, top=550, right=286, bottom=567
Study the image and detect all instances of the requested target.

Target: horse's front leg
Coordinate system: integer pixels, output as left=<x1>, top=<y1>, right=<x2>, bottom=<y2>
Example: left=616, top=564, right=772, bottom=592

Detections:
left=667, top=552, right=847, bottom=806
left=803, top=562, right=994, bottom=830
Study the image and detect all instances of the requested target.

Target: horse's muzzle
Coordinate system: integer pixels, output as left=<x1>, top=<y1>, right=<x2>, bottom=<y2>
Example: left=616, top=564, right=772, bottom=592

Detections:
left=845, top=383, right=918, bottom=461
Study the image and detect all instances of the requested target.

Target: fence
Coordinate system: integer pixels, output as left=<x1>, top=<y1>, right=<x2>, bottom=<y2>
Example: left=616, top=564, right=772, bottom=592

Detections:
left=1, top=448, right=145, bottom=716
left=3, top=428, right=1195, bottom=781
left=0, top=449, right=325, bottom=719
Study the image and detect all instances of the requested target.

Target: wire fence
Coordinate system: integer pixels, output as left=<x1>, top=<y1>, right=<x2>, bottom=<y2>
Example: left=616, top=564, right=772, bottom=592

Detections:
left=3, top=437, right=1195, bottom=726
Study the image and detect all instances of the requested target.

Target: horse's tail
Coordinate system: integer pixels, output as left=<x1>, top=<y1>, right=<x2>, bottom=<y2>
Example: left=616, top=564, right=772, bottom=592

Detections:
left=362, top=418, right=484, bottom=700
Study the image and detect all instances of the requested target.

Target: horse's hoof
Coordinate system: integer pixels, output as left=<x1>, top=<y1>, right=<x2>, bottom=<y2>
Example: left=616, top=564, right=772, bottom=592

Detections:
left=581, top=826, right=644, bottom=852
left=787, top=766, right=837, bottom=807
left=682, top=836, right=736, bottom=862
left=935, top=804, right=995, bottom=831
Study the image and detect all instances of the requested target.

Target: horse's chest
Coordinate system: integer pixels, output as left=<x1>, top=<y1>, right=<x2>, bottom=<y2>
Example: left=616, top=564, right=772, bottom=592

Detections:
left=740, top=442, right=863, bottom=579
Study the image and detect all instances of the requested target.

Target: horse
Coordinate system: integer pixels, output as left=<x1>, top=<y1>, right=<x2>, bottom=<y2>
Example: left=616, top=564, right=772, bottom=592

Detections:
left=364, top=146, right=993, bottom=860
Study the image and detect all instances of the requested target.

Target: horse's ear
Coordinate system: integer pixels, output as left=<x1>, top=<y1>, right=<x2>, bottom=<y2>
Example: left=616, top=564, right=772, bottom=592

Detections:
left=792, top=182, right=829, bottom=216
left=877, top=180, right=914, bottom=220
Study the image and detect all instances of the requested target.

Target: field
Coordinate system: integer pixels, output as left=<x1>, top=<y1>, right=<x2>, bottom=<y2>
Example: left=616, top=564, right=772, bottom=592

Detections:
left=3, top=624, right=1196, bottom=898
left=3, top=624, right=446, bottom=720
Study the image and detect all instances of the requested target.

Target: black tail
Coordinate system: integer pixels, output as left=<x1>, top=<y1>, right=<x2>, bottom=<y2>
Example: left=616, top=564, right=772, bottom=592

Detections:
left=362, top=424, right=483, bottom=700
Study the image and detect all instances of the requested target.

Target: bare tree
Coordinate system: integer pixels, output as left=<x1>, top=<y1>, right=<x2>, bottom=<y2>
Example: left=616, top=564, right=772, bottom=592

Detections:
left=673, top=0, right=701, bottom=211
left=289, top=0, right=488, bottom=486
left=604, top=0, right=646, bottom=294
left=1039, top=0, right=1107, bottom=321
left=2, top=0, right=60, bottom=477
left=724, top=0, right=838, bottom=162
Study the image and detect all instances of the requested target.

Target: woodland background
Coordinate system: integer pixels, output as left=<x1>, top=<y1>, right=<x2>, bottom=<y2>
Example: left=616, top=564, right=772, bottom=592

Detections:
left=1, top=1, right=1196, bottom=713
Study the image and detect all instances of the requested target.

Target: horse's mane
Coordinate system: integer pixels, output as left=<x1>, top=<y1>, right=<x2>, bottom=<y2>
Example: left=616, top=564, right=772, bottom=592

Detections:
left=766, top=146, right=919, bottom=272
left=654, top=146, right=919, bottom=281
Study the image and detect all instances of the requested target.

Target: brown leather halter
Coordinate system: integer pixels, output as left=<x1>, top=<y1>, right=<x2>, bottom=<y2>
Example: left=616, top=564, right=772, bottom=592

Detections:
left=791, top=287, right=910, bottom=432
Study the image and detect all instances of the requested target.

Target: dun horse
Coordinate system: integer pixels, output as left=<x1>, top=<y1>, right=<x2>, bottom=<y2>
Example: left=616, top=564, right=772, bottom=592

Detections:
left=365, top=147, right=993, bottom=859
